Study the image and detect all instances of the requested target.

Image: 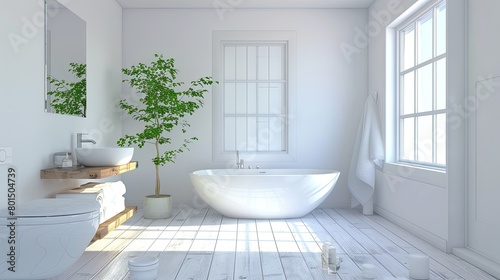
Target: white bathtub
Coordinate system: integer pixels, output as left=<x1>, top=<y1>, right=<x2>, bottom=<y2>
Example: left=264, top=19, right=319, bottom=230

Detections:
left=189, top=169, right=340, bottom=219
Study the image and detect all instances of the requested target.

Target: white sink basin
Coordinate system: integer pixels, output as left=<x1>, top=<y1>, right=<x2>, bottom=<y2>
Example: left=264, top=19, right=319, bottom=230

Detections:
left=75, top=147, right=134, bottom=167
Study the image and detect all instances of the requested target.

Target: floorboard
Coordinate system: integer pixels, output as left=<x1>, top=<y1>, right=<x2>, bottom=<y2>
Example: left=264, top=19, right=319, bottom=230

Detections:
left=51, top=208, right=498, bottom=280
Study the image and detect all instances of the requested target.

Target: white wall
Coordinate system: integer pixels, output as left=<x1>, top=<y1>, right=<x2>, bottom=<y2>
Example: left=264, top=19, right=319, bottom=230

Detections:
left=0, top=0, right=122, bottom=208
left=459, top=0, right=500, bottom=274
left=121, top=8, right=368, bottom=208
left=468, top=1, right=500, bottom=80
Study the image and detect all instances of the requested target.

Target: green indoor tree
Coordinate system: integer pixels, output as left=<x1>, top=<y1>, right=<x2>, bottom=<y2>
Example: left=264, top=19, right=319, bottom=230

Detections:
left=118, top=54, right=215, bottom=218
left=46, top=62, right=86, bottom=117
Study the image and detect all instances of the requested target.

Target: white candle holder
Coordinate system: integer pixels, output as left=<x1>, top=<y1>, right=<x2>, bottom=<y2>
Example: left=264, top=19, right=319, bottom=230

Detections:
left=362, top=263, right=377, bottom=279
left=408, top=254, right=430, bottom=279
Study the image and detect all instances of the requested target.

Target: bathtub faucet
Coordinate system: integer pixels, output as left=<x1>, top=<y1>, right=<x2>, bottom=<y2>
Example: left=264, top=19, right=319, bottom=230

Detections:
left=236, top=150, right=244, bottom=169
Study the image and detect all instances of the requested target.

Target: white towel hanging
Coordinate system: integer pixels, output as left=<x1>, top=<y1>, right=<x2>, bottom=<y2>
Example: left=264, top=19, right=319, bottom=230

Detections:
left=348, top=93, right=384, bottom=215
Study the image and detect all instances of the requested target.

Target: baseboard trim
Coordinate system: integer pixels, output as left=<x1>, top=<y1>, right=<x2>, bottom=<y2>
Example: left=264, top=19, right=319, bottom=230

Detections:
left=453, top=248, right=500, bottom=279
left=374, top=206, right=448, bottom=252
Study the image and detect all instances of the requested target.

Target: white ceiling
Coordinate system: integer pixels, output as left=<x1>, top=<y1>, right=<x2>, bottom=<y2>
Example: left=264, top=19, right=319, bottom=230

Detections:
left=115, top=0, right=374, bottom=9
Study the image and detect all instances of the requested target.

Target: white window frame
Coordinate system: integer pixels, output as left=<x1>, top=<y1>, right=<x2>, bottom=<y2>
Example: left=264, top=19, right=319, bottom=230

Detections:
left=221, top=42, right=288, bottom=153
left=212, top=31, right=297, bottom=163
left=385, top=0, right=448, bottom=186
left=397, top=0, right=447, bottom=168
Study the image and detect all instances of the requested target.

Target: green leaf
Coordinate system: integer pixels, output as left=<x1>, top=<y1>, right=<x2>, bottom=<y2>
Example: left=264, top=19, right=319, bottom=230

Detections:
left=46, top=62, right=87, bottom=117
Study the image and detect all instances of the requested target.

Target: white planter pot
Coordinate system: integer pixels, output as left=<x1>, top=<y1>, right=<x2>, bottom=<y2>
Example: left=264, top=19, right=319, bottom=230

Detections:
left=143, top=194, right=172, bottom=219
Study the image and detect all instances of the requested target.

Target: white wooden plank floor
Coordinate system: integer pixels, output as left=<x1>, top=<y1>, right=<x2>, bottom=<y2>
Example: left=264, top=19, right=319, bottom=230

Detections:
left=52, top=208, right=497, bottom=280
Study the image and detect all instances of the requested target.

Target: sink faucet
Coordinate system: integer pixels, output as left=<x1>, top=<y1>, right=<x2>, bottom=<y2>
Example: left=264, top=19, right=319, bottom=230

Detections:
left=77, top=133, right=96, bottom=148
left=236, top=150, right=244, bottom=169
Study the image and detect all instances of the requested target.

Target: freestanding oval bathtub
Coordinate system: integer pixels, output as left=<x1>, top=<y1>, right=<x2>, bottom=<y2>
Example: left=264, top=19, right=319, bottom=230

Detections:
left=189, top=169, right=340, bottom=219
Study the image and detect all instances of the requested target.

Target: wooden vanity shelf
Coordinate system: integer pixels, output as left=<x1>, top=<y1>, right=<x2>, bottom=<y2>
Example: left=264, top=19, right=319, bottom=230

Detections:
left=40, top=161, right=138, bottom=179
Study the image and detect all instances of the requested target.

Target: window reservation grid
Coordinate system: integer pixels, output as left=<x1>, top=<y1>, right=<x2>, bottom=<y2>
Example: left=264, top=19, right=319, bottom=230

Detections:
left=222, top=42, right=288, bottom=153
left=397, top=0, right=446, bottom=167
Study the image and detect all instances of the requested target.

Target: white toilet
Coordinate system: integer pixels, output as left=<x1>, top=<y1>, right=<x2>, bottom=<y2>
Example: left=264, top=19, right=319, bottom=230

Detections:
left=0, top=198, right=100, bottom=279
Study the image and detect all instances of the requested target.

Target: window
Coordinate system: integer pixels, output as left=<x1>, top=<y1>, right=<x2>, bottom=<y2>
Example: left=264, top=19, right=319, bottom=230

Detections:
left=212, top=31, right=297, bottom=162
left=222, top=42, right=287, bottom=153
left=397, top=1, right=446, bottom=167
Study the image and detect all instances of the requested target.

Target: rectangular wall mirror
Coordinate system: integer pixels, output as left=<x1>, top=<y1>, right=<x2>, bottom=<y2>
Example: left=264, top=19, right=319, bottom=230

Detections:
left=44, top=0, right=87, bottom=117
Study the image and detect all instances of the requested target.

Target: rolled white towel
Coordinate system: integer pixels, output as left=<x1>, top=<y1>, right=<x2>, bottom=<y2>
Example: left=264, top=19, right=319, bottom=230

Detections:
left=56, top=188, right=104, bottom=202
left=108, top=196, right=125, bottom=211
left=102, top=197, right=126, bottom=221
left=80, top=181, right=127, bottom=202
left=101, top=181, right=126, bottom=198
left=56, top=191, right=106, bottom=223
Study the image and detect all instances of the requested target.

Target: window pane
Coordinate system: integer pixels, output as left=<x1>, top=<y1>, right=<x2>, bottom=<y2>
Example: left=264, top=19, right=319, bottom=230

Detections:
left=269, top=45, right=284, bottom=80
left=235, top=46, right=247, bottom=80
left=224, top=83, right=236, bottom=114
left=401, top=25, right=415, bottom=71
left=224, top=46, right=235, bottom=80
left=236, top=117, right=247, bottom=150
left=257, top=117, right=269, bottom=150
left=257, top=46, right=269, bottom=80
left=417, top=11, right=433, bottom=63
left=235, top=83, right=247, bottom=114
left=247, top=117, right=257, bottom=151
left=269, top=116, right=285, bottom=151
left=247, top=83, right=257, bottom=114
left=417, top=115, right=433, bottom=163
left=224, top=117, right=236, bottom=151
left=269, top=83, right=284, bottom=114
left=417, top=63, right=433, bottom=112
left=436, top=113, right=446, bottom=165
left=258, top=83, right=269, bottom=114
left=401, top=117, right=415, bottom=161
left=436, top=58, right=446, bottom=110
left=436, top=2, right=446, bottom=56
left=401, top=72, right=415, bottom=115
left=247, top=46, right=257, bottom=80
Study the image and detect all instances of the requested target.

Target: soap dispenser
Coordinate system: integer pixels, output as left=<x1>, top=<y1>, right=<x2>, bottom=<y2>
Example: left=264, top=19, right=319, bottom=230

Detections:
left=61, top=152, right=73, bottom=168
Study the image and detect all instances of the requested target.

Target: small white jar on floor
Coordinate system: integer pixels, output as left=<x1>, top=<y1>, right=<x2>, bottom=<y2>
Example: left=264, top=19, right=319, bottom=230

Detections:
left=128, top=256, right=159, bottom=280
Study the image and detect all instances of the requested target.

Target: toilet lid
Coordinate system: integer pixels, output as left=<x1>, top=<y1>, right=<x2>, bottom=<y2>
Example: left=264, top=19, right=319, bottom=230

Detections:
left=0, top=198, right=100, bottom=218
